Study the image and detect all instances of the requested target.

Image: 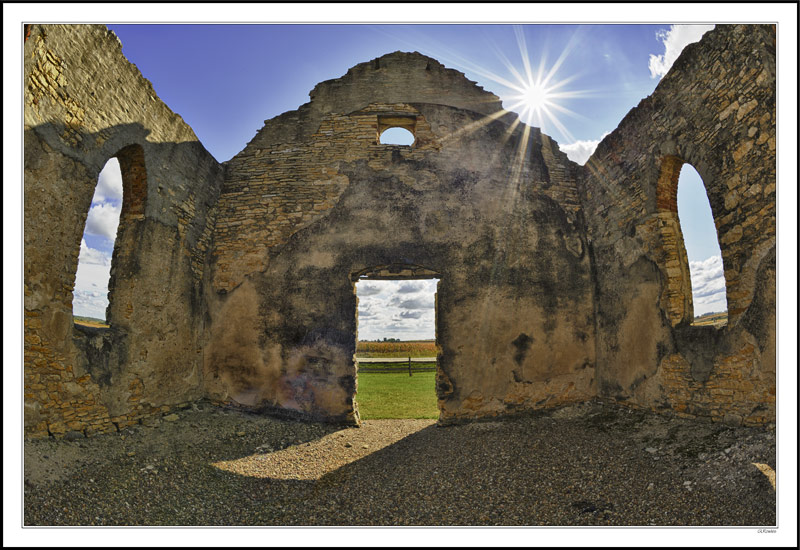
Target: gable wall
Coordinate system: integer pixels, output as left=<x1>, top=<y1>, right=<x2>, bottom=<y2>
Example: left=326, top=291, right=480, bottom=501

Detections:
left=22, top=24, right=776, bottom=437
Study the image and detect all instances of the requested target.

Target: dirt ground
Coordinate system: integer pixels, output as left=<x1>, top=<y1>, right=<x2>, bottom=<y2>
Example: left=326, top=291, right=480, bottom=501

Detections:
left=23, top=399, right=776, bottom=527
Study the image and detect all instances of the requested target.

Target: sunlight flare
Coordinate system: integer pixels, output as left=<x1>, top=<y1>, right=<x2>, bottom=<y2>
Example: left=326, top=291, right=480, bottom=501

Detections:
left=494, top=26, right=593, bottom=142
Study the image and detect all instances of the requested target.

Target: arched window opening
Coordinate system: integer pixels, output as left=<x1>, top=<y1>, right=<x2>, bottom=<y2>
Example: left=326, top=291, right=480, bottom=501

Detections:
left=656, top=156, right=728, bottom=328
left=379, top=127, right=415, bottom=146
left=676, top=164, right=728, bottom=326
left=73, top=144, right=147, bottom=329
left=353, top=270, right=440, bottom=420
left=73, top=158, right=122, bottom=326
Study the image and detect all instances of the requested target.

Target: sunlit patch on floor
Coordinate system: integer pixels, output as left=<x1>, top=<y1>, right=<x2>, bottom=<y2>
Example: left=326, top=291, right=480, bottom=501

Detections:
left=752, top=462, right=775, bottom=490
left=211, top=419, right=435, bottom=480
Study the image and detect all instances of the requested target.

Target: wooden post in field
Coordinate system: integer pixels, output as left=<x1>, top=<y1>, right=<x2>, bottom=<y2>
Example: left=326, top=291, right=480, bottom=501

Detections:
left=408, top=356, right=412, bottom=377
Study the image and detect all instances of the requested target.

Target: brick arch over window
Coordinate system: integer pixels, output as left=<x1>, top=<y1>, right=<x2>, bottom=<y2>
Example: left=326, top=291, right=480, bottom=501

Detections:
left=655, top=154, right=728, bottom=327
left=115, top=143, right=147, bottom=221
left=656, top=155, right=694, bottom=325
left=104, top=143, right=148, bottom=327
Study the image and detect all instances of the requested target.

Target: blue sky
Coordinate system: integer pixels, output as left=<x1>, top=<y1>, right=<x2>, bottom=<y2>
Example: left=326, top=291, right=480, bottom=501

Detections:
left=105, top=23, right=677, bottom=163
left=76, top=23, right=728, bottom=324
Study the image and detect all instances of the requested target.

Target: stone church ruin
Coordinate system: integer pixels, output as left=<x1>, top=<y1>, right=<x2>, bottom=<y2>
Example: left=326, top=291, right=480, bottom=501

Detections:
left=23, top=24, right=776, bottom=439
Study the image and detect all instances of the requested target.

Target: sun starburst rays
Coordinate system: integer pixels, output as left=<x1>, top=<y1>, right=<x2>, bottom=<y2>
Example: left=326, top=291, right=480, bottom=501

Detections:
left=495, top=26, right=595, bottom=143
left=374, top=24, right=593, bottom=146
left=507, top=76, right=576, bottom=143
left=395, top=25, right=591, bottom=346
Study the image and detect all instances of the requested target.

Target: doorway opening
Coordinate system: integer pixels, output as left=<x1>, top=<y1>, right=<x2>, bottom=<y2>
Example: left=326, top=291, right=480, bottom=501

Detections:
left=352, top=265, right=440, bottom=419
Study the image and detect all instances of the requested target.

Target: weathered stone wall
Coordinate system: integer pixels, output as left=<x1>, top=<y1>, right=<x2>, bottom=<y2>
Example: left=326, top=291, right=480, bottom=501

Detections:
left=579, top=24, right=776, bottom=425
left=23, top=25, right=224, bottom=438
left=23, top=24, right=776, bottom=438
left=206, top=52, right=596, bottom=423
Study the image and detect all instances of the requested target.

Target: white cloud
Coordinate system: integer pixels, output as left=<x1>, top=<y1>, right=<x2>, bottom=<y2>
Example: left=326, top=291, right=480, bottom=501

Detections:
left=355, top=279, right=438, bottom=340
left=72, top=289, right=109, bottom=320
left=397, top=311, right=423, bottom=320
left=560, top=132, right=611, bottom=165
left=390, top=296, right=435, bottom=310
left=74, top=240, right=113, bottom=319
left=689, top=254, right=728, bottom=315
left=73, top=259, right=111, bottom=293
left=85, top=202, right=121, bottom=240
left=78, top=238, right=111, bottom=266
left=648, top=25, right=715, bottom=79
left=73, top=160, right=120, bottom=319
left=385, top=323, right=418, bottom=333
left=357, top=300, right=378, bottom=319
left=93, top=157, right=123, bottom=203
left=73, top=257, right=112, bottom=319
left=356, top=283, right=382, bottom=296
left=397, top=281, right=423, bottom=294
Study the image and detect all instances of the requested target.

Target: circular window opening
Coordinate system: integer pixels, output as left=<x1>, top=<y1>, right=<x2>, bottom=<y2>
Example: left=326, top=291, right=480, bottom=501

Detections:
left=379, top=127, right=415, bottom=146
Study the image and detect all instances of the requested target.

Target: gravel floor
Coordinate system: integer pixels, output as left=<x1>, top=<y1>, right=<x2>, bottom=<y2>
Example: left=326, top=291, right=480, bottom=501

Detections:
left=23, top=400, right=776, bottom=526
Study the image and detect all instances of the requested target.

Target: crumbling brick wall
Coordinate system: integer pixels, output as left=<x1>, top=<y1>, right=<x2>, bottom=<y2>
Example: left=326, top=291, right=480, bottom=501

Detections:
left=23, top=25, right=224, bottom=438
left=579, top=24, right=776, bottom=425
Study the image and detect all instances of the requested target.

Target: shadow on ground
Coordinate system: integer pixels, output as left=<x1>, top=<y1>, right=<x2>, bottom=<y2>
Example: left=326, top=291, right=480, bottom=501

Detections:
left=24, top=401, right=775, bottom=526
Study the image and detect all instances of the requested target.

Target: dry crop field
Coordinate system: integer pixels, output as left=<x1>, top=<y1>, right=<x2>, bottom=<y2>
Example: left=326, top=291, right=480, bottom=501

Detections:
left=356, top=340, right=437, bottom=358
left=692, top=312, right=728, bottom=327
left=73, top=315, right=109, bottom=328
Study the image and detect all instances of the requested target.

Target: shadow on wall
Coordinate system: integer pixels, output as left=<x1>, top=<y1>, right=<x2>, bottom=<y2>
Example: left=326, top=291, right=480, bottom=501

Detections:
left=24, top=122, right=222, bottom=436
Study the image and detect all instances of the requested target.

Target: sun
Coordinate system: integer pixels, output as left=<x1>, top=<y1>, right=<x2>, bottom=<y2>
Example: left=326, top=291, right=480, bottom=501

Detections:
left=400, top=25, right=589, bottom=143
left=496, top=26, right=590, bottom=142
left=521, top=82, right=551, bottom=114
left=507, top=77, right=571, bottom=136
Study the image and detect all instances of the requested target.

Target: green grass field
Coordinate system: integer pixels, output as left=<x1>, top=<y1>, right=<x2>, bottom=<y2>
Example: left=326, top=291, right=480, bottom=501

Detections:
left=356, top=371, right=439, bottom=419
